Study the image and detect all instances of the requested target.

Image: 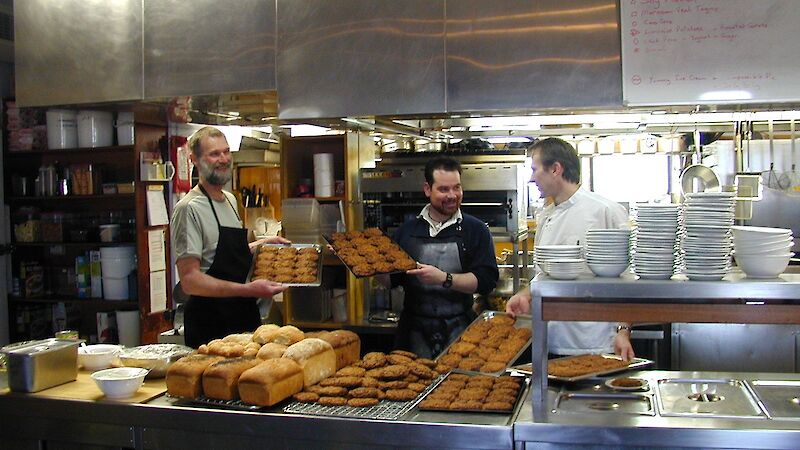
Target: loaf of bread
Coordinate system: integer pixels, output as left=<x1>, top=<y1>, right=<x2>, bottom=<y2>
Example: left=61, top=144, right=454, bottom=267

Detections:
left=257, top=342, right=288, bottom=360
left=283, top=338, right=336, bottom=387
left=222, top=333, right=254, bottom=344
left=319, top=330, right=361, bottom=370
left=253, top=324, right=280, bottom=344
left=202, top=356, right=259, bottom=400
left=238, top=359, right=304, bottom=406
left=203, top=339, right=246, bottom=358
left=242, top=342, right=261, bottom=358
left=166, top=354, right=225, bottom=398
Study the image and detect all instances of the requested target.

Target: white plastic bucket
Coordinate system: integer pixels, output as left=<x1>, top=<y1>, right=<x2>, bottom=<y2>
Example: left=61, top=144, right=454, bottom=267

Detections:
left=101, top=257, right=135, bottom=278
left=77, top=110, right=114, bottom=148
left=116, top=112, right=134, bottom=145
left=46, top=109, right=78, bottom=149
left=103, top=276, right=129, bottom=300
left=115, top=310, right=140, bottom=346
left=100, top=245, right=135, bottom=259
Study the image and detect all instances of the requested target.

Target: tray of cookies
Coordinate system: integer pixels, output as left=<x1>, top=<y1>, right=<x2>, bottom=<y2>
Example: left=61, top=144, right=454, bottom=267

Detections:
left=324, top=228, right=417, bottom=278
left=248, top=243, right=323, bottom=286
left=435, top=311, right=532, bottom=376
left=282, top=349, right=450, bottom=420
left=510, top=354, right=653, bottom=382
left=417, top=371, right=527, bottom=413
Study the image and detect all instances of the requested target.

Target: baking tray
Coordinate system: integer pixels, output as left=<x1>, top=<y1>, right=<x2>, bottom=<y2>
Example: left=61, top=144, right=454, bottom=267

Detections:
left=282, top=374, right=444, bottom=420
left=510, top=354, right=653, bottom=382
left=323, top=232, right=415, bottom=278
left=435, top=310, right=532, bottom=376
left=173, top=395, right=267, bottom=412
left=248, top=243, right=323, bottom=287
left=417, top=371, right=528, bottom=414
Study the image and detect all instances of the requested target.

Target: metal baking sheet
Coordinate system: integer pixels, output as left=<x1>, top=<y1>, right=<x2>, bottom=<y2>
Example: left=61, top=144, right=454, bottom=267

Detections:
left=173, top=395, right=267, bottom=412
left=417, top=371, right=528, bottom=414
left=247, top=243, right=323, bottom=287
left=435, top=310, right=532, bottom=376
left=323, top=232, right=415, bottom=279
left=282, top=374, right=444, bottom=420
left=511, top=354, right=653, bottom=382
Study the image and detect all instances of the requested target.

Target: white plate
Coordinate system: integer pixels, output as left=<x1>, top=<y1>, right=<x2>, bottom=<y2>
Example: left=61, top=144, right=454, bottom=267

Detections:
left=604, top=377, right=648, bottom=391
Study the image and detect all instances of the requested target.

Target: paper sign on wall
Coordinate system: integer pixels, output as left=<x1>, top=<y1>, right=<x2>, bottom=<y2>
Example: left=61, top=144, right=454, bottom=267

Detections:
left=150, top=270, right=167, bottom=313
left=147, top=186, right=169, bottom=226
left=148, top=229, right=166, bottom=271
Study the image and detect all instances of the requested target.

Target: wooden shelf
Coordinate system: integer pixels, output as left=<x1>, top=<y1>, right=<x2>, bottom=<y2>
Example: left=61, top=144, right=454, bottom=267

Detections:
left=9, top=297, right=138, bottom=308
left=6, top=194, right=135, bottom=202
left=315, top=196, right=345, bottom=202
left=13, top=241, right=136, bottom=248
left=5, top=145, right=135, bottom=156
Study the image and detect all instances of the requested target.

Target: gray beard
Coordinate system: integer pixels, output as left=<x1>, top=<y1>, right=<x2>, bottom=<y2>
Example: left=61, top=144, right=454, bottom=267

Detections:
left=198, top=160, right=232, bottom=186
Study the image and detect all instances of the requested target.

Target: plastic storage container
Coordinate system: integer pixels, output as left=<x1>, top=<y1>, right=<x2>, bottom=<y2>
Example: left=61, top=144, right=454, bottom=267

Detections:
left=281, top=198, right=320, bottom=229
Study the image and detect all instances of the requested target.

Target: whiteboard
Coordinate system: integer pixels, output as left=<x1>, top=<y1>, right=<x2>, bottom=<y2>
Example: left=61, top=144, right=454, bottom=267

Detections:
left=621, top=0, right=800, bottom=106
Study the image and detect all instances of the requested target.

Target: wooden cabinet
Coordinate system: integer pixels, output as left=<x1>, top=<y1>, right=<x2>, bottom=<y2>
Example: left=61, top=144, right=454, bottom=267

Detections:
left=278, top=133, right=376, bottom=328
left=3, top=104, right=171, bottom=344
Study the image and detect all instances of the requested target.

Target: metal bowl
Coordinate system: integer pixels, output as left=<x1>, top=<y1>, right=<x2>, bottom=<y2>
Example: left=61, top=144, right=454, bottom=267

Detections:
left=681, top=164, right=720, bottom=194
left=116, top=344, right=193, bottom=378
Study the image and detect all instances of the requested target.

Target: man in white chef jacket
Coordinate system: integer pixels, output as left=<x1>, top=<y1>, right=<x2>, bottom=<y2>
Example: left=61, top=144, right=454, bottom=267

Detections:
left=506, top=137, right=635, bottom=360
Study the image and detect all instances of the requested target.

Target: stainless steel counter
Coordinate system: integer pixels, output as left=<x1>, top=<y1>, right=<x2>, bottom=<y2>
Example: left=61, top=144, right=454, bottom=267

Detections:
left=515, top=370, right=800, bottom=450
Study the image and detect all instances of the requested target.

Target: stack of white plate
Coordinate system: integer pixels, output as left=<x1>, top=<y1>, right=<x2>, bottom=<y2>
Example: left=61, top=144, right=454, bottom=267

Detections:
left=631, top=204, right=682, bottom=280
left=535, top=245, right=583, bottom=278
left=680, top=192, right=736, bottom=281
left=585, top=229, right=631, bottom=277
left=732, top=225, right=795, bottom=278
left=542, top=258, right=587, bottom=280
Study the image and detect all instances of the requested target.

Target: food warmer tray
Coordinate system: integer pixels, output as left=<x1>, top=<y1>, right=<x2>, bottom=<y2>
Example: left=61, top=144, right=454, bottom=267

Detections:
left=510, top=355, right=654, bottom=382
left=247, top=243, right=323, bottom=287
left=283, top=374, right=445, bottom=420
left=435, top=310, right=532, bottom=376
left=322, top=232, right=415, bottom=279
left=417, top=372, right=528, bottom=414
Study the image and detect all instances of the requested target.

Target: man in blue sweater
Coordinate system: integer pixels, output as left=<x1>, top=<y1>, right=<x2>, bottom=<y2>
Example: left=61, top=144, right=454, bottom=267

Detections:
left=392, top=157, right=499, bottom=358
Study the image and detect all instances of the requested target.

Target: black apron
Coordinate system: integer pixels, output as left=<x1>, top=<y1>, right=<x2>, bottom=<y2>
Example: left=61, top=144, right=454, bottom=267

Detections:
left=183, top=186, right=260, bottom=348
left=396, top=220, right=474, bottom=359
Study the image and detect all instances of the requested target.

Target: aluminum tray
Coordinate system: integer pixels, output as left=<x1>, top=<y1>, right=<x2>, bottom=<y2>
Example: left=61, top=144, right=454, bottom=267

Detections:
left=248, top=243, right=323, bottom=287
left=115, top=344, right=194, bottom=378
left=417, top=371, right=528, bottom=414
left=323, top=232, right=415, bottom=278
left=283, top=374, right=444, bottom=420
left=510, top=355, right=653, bottom=382
left=435, top=310, right=532, bottom=376
left=173, top=395, right=266, bottom=412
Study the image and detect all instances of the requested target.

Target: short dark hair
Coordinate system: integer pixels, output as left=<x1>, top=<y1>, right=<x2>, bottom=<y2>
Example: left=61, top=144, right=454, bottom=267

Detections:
left=424, top=157, right=462, bottom=186
left=529, top=137, right=581, bottom=184
left=187, top=126, right=226, bottom=159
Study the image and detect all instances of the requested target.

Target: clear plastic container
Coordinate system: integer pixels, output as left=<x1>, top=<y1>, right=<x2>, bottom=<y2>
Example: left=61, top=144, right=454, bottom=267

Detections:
left=14, top=209, right=41, bottom=242
left=41, top=212, right=65, bottom=242
left=281, top=198, right=320, bottom=230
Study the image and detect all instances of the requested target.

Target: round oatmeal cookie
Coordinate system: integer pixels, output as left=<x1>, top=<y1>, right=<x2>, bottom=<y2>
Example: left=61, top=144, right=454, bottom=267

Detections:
left=414, top=357, right=437, bottom=369
left=348, top=387, right=382, bottom=398
left=347, top=397, right=379, bottom=407
left=483, top=401, right=514, bottom=411
left=363, top=227, right=384, bottom=237
left=434, top=364, right=451, bottom=374
left=485, top=393, right=517, bottom=405
left=438, top=353, right=462, bottom=368
left=482, top=336, right=505, bottom=349
left=472, top=346, right=496, bottom=361
left=457, top=357, right=485, bottom=372
left=408, top=363, right=434, bottom=379
left=419, top=398, right=452, bottom=410
left=336, top=366, right=367, bottom=377
left=469, top=320, right=493, bottom=334
left=446, top=373, right=471, bottom=382
left=479, top=361, right=508, bottom=373
left=510, top=327, right=532, bottom=341
left=487, top=325, right=513, bottom=339
left=386, top=354, right=413, bottom=366
left=491, top=387, right=520, bottom=398
left=403, top=374, right=420, bottom=383
left=360, top=377, right=379, bottom=388
left=389, top=350, right=418, bottom=359
left=385, top=388, right=417, bottom=401
left=426, top=391, right=456, bottom=402
left=377, top=364, right=410, bottom=380
left=449, top=400, right=483, bottom=410
left=318, top=396, right=348, bottom=407
left=292, top=392, right=320, bottom=403
left=406, top=382, right=427, bottom=393
left=487, top=349, right=516, bottom=363
left=372, top=261, right=394, bottom=273
left=309, top=385, right=349, bottom=396
left=489, top=315, right=515, bottom=327
left=448, top=341, right=477, bottom=357
left=361, top=352, right=387, bottom=369
left=365, top=368, right=384, bottom=379
left=320, top=376, right=363, bottom=388
left=352, top=263, right=376, bottom=277
left=466, top=379, right=495, bottom=390
left=378, top=380, right=409, bottom=390
left=457, top=387, right=490, bottom=401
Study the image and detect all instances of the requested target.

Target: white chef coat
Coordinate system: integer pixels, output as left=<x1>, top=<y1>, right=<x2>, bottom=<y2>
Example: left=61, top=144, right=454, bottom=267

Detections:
left=532, top=187, right=630, bottom=355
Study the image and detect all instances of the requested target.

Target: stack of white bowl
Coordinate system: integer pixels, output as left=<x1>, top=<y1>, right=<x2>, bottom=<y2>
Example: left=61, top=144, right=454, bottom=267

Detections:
left=631, top=204, right=682, bottom=280
left=585, top=229, right=631, bottom=277
left=681, top=192, right=736, bottom=281
left=732, top=226, right=795, bottom=278
left=535, top=245, right=584, bottom=280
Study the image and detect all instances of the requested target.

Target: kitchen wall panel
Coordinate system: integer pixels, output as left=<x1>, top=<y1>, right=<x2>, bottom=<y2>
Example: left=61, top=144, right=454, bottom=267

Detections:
left=446, top=0, right=622, bottom=113
left=277, top=0, right=445, bottom=119
left=14, top=0, right=144, bottom=107
left=144, top=0, right=276, bottom=98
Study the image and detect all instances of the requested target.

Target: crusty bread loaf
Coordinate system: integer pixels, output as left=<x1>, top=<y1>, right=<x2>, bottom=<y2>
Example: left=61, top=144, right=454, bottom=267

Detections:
left=282, top=338, right=336, bottom=387
left=259, top=325, right=305, bottom=346
left=206, top=339, right=246, bottom=358
left=242, top=342, right=261, bottom=358
left=222, top=333, right=254, bottom=344
left=238, top=359, right=304, bottom=406
left=303, top=330, right=330, bottom=340
left=253, top=324, right=280, bottom=344
left=319, top=330, right=361, bottom=370
left=202, top=356, right=259, bottom=400
left=257, top=342, right=288, bottom=360
left=166, top=354, right=225, bottom=398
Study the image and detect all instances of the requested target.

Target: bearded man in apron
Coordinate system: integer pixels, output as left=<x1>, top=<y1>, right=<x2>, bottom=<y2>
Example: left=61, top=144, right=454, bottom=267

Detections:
left=392, top=157, right=499, bottom=359
left=172, top=126, right=288, bottom=348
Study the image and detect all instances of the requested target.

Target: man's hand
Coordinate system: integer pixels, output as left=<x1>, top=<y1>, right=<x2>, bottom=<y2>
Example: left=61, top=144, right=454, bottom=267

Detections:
left=248, top=279, right=288, bottom=298
left=405, top=263, right=445, bottom=286
left=614, top=330, right=635, bottom=362
left=250, top=236, right=291, bottom=252
left=505, top=289, right=532, bottom=317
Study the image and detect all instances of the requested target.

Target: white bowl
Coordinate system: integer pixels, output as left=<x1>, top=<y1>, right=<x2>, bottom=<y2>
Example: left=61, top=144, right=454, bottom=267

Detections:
left=588, top=261, right=630, bottom=277
left=734, top=252, right=794, bottom=278
left=734, top=240, right=793, bottom=254
left=91, top=367, right=148, bottom=399
left=78, top=344, right=122, bottom=371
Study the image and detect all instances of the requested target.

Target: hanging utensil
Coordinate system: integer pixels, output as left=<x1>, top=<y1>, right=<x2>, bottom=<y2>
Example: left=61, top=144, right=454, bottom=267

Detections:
left=789, top=119, right=800, bottom=191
